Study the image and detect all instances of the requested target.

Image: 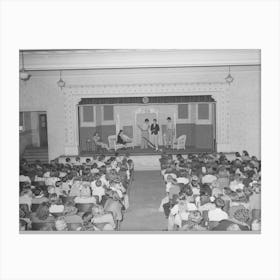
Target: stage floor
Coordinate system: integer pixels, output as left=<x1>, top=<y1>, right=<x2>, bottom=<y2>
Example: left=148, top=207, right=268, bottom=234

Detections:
left=79, top=146, right=213, bottom=157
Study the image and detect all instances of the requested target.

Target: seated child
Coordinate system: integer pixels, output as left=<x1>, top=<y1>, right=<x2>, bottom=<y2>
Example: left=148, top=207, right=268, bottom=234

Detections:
left=30, top=202, right=55, bottom=224
left=74, top=183, right=97, bottom=204
left=19, top=188, right=33, bottom=211
left=208, top=198, right=229, bottom=222
left=91, top=204, right=115, bottom=230
left=91, top=179, right=105, bottom=203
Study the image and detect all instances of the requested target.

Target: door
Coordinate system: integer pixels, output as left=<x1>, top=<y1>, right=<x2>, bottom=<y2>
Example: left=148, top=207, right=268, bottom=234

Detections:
left=39, top=114, right=48, bottom=147
left=135, top=112, right=157, bottom=146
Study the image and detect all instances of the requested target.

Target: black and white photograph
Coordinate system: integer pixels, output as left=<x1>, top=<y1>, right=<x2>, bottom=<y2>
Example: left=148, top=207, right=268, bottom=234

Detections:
left=1, top=1, right=280, bottom=280
left=19, top=49, right=261, bottom=233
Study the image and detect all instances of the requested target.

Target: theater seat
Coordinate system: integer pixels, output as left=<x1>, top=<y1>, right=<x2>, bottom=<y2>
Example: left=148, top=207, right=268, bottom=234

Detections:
left=31, top=222, right=55, bottom=231
left=75, top=203, right=95, bottom=213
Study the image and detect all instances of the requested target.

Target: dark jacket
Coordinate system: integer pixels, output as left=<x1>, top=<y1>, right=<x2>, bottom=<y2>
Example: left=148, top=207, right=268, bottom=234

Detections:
left=151, top=123, right=160, bottom=135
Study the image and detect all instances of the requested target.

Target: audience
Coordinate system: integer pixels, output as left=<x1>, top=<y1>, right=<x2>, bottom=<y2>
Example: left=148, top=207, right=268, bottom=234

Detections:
left=19, top=153, right=134, bottom=231
left=19, top=149, right=261, bottom=232
left=159, top=151, right=261, bottom=231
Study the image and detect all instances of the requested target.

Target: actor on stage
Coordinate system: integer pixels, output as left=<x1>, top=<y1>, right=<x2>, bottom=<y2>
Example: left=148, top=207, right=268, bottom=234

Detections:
left=166, top=117, right=174, bottom=148
left=116, top=130, right=132, bottom=147
left=140, top=119, right=150, bottom=149
left=151, top=118, right=160, bottom=151
left=92, top=132, right=110, bottom=151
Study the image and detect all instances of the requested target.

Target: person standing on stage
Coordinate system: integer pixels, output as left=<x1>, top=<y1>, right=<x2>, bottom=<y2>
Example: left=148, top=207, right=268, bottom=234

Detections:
left=166, top=117, right=174, bottom=148
left=140, top=119, right=150, bottom=149
left=151, top=118, right=160, bottom=151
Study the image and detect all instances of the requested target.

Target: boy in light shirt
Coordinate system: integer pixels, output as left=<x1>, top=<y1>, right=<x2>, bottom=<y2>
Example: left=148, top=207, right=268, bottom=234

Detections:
left=208, top=198, right=228, bottom=222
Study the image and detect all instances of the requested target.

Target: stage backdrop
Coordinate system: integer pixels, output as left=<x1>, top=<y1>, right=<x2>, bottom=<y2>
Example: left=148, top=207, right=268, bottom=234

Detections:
left=78, top=95, right=215, bottom=152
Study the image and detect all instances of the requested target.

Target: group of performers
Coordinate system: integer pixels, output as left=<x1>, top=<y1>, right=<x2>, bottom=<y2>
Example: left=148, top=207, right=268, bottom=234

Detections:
left=91, top=117, right=175, bottom=151
left=137, top=117, right=175, bottom=150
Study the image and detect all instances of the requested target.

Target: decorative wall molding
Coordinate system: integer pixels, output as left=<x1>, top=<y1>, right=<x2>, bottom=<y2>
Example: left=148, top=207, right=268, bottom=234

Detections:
left=66, top=82, right=227, bottom=97
left=62, top=81, right=231, bottom=155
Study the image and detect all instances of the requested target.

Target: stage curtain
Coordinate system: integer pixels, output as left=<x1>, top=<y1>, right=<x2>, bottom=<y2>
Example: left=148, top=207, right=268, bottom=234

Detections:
left=79, top=95, right=215, bottom=105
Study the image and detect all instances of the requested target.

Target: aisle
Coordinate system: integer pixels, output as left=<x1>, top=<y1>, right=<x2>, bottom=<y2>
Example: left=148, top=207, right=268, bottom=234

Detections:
left=121, top=171, right=167, bottom=231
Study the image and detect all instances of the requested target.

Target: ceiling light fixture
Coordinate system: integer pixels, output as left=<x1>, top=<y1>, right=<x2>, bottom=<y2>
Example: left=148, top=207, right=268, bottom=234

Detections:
left=19, top=51, right=31, bottom=81
left=57, top=70, right=66, bottom=90
left=225, top=65, right=234, bottom=85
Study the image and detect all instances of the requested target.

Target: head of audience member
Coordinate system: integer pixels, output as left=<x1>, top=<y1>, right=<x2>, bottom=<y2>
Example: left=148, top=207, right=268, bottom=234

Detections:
left=55, top=217, right=68, bottom=231
left=63, top=201, right=78, bottom=216
left=49, top=193, right=60, bottom=205
left=19, top=219, right=28, bottom=231
left=92, top=204, right=104, bottom=216
left=32, top=186, right=44, bottom=198
left=215, top=197, right=225, bottom=209
left=188, top=210, right=203, bottom=224
left=80, top=183, right=91, bottom=198
left=95, top=179, right=103, bottom=188
left=82, top=212, right=93, bottom=225
left=35, top=202, right=50, bottom=221
left=20, top=188, right=32, bottom=198
left=47, top=185, right=55, bottom=196
left=19, top=204, right=30, bottom=219
left=251, top=219, right=261, bottom=231
left=229, top=205, right=251, bottom=226
left=144, top=118, right=149, bottom=123
left=200, top=184, right=212, bottom=197
left=242, top=150, right=249, bottom=157
left=191, top=175, right=199, bottom=187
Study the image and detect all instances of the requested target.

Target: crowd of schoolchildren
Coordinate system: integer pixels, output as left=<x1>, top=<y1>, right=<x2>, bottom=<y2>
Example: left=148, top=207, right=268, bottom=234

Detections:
left=159, top=151, right=261, bottom=231
left=19, top=153, right=134, bottom=231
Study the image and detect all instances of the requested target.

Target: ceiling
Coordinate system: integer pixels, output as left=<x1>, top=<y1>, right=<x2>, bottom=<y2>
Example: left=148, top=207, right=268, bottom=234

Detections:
left=19, top=49, right=261, bottom=71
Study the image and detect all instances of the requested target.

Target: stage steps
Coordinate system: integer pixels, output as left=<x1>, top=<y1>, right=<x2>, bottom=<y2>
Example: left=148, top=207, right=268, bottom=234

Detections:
left=22, top=147, right=49, bottom=164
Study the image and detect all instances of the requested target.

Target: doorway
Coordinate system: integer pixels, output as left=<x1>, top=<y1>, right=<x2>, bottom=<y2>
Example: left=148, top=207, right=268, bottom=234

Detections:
left=39, top=113, right=48, bottom=147
left=135, top=112, right=157, bottom=146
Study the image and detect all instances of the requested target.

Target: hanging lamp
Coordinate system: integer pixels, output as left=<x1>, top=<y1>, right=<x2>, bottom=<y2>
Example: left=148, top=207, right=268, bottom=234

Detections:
left=19, top=51, right=31, bottom=81
left=57, top=70, right=66, bottom=90
left=225, top=65, right=234, bottom=85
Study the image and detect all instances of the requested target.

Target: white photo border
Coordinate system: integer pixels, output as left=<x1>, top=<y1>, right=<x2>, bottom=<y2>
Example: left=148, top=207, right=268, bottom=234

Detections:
left=0, top=1, right=280, bottom=280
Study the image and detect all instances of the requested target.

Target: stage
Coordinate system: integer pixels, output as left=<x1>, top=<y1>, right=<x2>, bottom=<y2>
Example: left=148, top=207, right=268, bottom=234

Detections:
left=79, top=145, right=213, bottom=157
left=56, top=146, right=213, bottom=170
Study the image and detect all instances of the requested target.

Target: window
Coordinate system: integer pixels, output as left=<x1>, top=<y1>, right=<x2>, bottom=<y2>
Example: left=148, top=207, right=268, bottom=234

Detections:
left=103, top=105, right=114, bottom=121
left=19, top=112, right=24, bottom=132
left=83, top=106, right=94, bottom=122
left=198, top=104, right=210, bottom=120
left=178, top=104, right=189, bottom=119
left=80, top=106, right=95, bottom=127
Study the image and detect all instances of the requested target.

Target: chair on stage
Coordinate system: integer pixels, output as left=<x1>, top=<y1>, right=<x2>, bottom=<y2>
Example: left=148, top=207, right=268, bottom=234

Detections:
left=173, top=135, right=186, bottom=150
left=108, top=135, right=134, bottom=151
